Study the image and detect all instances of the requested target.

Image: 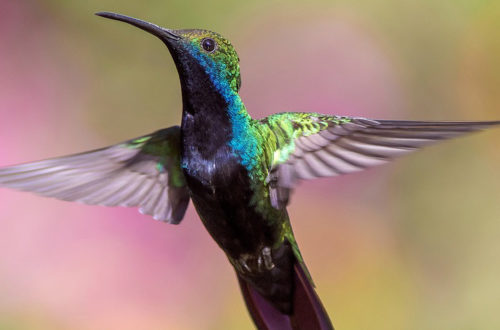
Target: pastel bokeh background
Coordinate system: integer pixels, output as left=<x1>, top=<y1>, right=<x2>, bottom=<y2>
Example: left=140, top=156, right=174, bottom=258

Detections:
left=1, top=1, right=499, bottom=329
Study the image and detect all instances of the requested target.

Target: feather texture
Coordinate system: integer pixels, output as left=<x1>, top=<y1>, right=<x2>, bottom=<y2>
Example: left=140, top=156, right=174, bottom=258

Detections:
left=264, top=115, right=500, bottom=209
left=237, top=256, right=334, bottom=330
left=0, top=126, right=190, bottom=224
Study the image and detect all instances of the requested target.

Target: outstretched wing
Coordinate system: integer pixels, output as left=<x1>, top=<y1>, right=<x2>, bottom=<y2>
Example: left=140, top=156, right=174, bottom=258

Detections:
left=0, top=126, right=190, bottom=224
left=263, top=113, right=500, bottom=209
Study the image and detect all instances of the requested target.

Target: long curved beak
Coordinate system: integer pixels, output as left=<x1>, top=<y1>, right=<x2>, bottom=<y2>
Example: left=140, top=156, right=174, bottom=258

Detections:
left=96, top=12, right=180, bottom=41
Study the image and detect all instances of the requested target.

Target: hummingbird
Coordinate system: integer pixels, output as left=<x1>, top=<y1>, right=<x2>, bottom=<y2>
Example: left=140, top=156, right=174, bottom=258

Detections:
left=0, top=12, right=498, bottom=330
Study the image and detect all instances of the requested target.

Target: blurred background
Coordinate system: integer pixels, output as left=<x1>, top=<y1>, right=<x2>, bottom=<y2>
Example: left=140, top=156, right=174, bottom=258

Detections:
left=0, top=0, right=499, bottom=329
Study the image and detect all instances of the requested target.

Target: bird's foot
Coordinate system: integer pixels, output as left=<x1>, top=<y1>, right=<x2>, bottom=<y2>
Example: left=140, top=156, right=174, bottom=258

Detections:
left=236, top=247, right=275, bottom=274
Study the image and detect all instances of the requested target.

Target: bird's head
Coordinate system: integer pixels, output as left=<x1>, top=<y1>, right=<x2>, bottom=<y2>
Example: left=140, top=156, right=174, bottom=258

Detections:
left=96, top=12, right=241, bottom=94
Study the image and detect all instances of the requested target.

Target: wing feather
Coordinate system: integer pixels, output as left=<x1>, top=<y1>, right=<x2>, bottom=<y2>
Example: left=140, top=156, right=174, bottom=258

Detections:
left=265, top=114, right=500, bottom=209
left=0, top=126, right=190, bottom=224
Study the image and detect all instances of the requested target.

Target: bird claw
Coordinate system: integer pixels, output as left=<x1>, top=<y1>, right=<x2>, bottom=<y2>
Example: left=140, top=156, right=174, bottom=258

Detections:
left=261, top=247, right=275, bottom=270
left=238, top=255, right=252, bottom=273
left=238, top=247, right=275, bottom=273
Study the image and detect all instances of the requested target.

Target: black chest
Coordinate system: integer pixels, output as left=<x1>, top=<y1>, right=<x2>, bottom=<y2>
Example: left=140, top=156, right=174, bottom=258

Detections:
left=181, top=109, right=249, bottom=189
left=180, top=116, right=266, bottom=254
left=178, top=64, right=245, bottom=190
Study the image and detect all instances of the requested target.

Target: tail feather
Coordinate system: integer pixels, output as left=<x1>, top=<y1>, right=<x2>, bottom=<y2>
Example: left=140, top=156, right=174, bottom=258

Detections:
left=238, top=275, right=293, bottom=329
left=290, top=263, right=333, bottom=329
left=237, top=261, right=334, bottom=330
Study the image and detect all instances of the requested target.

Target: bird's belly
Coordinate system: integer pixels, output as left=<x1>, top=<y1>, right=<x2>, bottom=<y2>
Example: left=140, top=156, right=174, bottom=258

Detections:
left=182, top=151, right=296, bottom=310
left=182, top=153, right=283, bottom=261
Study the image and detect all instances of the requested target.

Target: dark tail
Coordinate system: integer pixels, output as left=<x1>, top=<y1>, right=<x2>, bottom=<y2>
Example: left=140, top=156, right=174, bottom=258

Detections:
left=237, top=261, right=334, bottom=330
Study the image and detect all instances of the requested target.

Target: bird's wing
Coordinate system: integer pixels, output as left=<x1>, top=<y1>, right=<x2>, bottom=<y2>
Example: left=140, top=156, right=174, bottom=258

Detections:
left=0, top=126, right=190, bottom=224
left=262, top=112, right=500, bottom=209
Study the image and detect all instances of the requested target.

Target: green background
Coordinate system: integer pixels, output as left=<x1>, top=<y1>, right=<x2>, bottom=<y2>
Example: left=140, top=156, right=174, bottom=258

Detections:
left=0, top=1, right=499, bottom=329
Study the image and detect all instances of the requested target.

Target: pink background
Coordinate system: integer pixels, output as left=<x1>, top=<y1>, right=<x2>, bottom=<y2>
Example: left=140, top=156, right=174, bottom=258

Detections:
left=1, top=1, right=499, bottom=329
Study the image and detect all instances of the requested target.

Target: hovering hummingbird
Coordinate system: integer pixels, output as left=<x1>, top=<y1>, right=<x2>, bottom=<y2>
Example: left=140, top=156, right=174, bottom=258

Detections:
left=0, top=12, right=498, bottom=330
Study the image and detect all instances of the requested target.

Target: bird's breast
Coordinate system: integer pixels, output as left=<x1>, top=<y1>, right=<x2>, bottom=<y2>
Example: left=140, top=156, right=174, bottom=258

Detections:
left=181, top=143, right=244, bottom=190
left=180, top=110, right=285, bottom=260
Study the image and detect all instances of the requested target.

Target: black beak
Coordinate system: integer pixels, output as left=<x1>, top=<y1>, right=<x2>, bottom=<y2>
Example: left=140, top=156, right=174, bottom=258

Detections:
left=96, top=12, right=180, bottom=42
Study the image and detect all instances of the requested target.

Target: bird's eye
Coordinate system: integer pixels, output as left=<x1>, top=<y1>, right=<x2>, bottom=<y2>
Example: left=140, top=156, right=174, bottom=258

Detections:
left=201, top=38, right=217, bottom=53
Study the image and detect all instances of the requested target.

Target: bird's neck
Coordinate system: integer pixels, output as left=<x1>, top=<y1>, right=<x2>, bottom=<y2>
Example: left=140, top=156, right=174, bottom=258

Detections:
left=180, top=72, right=249, bottom=121
left=178, top=62, right=261, bottom=174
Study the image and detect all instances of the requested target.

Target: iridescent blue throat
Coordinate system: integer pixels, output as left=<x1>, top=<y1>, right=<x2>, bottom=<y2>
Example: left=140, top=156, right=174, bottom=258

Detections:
left=186, top=45, right=261, bottom=177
